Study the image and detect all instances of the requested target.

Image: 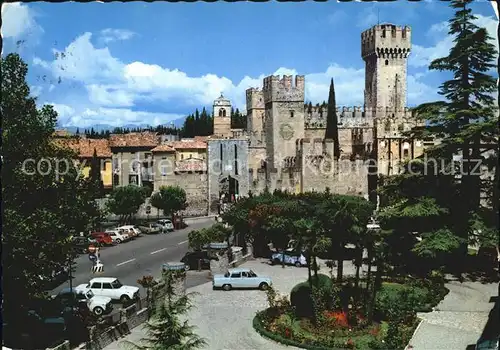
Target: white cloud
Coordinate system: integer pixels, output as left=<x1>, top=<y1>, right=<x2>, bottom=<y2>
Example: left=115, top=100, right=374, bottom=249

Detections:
left=1, top=3, right=41, bottom=40
left=34, top=33, right=124, bottom=83
left=48, top=102, right=184, bottom=128
left=37, top=30, right=438, bottom=127
left=86, top=84, right=135, bottom=107
left=1, top=2, right=44, bottom=52
left=99, top=28, right=136, bottom=43
left=30, top=85, right=43, bottom=97
left=410, top=14, right=499, bottom=68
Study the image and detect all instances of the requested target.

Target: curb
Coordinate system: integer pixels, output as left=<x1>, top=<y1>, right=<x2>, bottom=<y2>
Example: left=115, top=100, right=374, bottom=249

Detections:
left=405, top=318, right=424, bottom=350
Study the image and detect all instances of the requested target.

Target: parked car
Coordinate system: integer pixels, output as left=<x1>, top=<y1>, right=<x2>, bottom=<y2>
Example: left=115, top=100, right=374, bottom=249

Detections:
left=157, top=219, right=174, bottom=232
left=271, top=251, right=307, bottom=267
left=138, top=223, right=162, bottom=234
left=181, top=250, right=219, bottom=270
left=104, top=230, right=129, bottom=244
left=75, top=277, right=140, bottom=304
left=53, top=288, right=113, bottom=316
left=213, top=268, right=272, bottom=291
left=72, top=236, right=96, bottom=252
left=89, top=232, right=114, bottom=246
left=116, top=228, right=132, bottom=240
left=117, top=225, right=141, bottom=238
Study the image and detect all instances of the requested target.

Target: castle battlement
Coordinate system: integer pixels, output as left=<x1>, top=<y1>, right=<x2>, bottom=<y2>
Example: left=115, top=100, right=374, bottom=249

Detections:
left=263, top=75, right=305, bottom=103
left=246, top=88, right=264, bottom=110
left=361, top=23, right=411, bottom=59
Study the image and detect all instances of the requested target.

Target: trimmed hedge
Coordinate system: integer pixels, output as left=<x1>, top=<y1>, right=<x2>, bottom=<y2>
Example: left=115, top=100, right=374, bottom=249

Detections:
left=252, top=311, right=334, bottom=350
left=375, top=280, right=450, bottom=320
left=290, top=274, right=333, bottom=318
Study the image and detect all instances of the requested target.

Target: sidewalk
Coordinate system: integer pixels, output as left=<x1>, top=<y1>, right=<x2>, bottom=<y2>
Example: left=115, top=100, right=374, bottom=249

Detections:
left=407, top=280, right=498, bottom=350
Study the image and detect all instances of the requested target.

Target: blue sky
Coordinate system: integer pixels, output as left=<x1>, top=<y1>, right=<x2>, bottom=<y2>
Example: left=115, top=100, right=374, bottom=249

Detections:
left=2, top=1, right=498, bottom=128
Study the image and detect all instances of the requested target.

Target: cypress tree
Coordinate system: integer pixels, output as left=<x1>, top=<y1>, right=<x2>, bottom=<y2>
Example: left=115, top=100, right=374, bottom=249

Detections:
left=89, top=148, right=104, bottom=198
left=325, top=78, right=340, bottom=160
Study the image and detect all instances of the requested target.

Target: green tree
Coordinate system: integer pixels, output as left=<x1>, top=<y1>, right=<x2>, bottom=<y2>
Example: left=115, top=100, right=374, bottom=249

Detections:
left=150, top=186, right=188, bottom=220
left=325, top=78, right=340, bottom=159
left=2, top=53, right=102, bottom=325
left=188, top=224, right=230, bottom=251
left=412, top=0, right=498, bottom=263
left=106, top=185, right=148, bottom=223
left=126, top=270, right=206, bottom=350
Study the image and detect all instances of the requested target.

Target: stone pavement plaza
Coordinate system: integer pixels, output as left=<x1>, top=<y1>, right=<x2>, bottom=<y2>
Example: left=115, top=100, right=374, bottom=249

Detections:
left=407, top=280, right=498, bottom=350
left=104, top=259, right=497, bottom=350
left=103, top=258, right=339, bottom=350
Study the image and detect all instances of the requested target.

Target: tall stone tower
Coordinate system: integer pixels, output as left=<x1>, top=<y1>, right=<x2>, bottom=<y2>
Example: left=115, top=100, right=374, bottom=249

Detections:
left=361, top=24, right=422, bottom=177
left=213, top=94, right=232, bottom=138
left=263, top=75, right=305, bottom=170
left=362, top=23, right=411, bottom=111
left=246, top=88, right=265, bottom=137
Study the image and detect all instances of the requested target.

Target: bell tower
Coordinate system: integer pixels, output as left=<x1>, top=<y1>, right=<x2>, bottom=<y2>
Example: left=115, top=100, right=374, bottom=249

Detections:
left=213, top=93, right=232, bottom=138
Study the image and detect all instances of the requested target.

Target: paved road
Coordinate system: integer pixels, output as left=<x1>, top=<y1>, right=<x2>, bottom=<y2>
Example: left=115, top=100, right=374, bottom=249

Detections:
left=50, top=218, right=215, bottom=296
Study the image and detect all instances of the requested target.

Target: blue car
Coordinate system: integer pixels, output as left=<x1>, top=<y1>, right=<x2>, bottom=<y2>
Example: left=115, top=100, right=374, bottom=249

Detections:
left=271, top=251, right=307, bottom=267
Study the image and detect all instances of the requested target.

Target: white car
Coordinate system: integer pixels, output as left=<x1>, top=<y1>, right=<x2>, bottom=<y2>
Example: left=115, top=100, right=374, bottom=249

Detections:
left=53, top=288, right=113, bottom=316
left=157, top=219, right=174, bottom=232
left=75, top=277, right=140, bottom=304
left=213, top=268, right=272, bottom=291
left=105, top=230, right=129, bottom=244
left=117, top=225, right=141, bottom=237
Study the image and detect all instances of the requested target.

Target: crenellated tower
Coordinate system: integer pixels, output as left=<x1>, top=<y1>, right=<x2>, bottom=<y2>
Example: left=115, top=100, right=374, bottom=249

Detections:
left=361, top=24, right=424, bottom=179
left=263, top=75, right=305, bottom=170
left=362, top=23, right=411, bottom=111
left=246, top=88, right=265, bottom=138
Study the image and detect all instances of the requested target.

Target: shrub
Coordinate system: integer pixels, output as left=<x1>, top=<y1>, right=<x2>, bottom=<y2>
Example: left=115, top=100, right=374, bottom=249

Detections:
left=375, top=283, right=427, bottom=321
left=290, top=274, right=333, bottom=318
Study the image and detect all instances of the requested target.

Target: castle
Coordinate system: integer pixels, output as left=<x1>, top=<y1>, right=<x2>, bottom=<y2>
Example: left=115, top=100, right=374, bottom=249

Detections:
left=207, top=23, right=427, bottom=212
left=55, top=23, right=432, bottom=218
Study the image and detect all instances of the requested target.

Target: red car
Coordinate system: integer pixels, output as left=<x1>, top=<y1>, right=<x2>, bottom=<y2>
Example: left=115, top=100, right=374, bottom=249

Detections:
left=90, top=232, right=114, bottom=246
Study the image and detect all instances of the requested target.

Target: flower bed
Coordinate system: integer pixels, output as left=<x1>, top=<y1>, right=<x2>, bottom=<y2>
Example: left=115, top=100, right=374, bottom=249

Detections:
left=253, top=275, right=446, bottom=350
left=253, top=307, right=388, bottom=350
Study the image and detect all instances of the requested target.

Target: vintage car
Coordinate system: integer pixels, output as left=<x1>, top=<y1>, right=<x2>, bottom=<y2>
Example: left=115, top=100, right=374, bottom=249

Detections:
left=75, top=277, right=140, bottom=303
left=212, top=268, right=272, bottom=291
left=181, top=250, right=219, bottom=270
left=53, top=288, right=113, bottom=316
left=157, top=219, right=175, bottom=232
left=271, top=251, right=307, bottom=267
left=138, top=223, right=163, bottom=234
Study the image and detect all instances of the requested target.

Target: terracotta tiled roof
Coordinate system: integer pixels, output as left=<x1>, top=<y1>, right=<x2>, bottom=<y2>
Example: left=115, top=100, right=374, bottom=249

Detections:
left=151, top=144, right=176, bottom=153
left=109, top=132, right=160, bottom=148
left=175, top=159, right=207, bottom=172
left=194, top=136, right=208, bottom=142
left=53, top=129, right=71, bottom=137
left=167, top=140, right=207, bottom=150
left=54, top=138, right=112, bottom=158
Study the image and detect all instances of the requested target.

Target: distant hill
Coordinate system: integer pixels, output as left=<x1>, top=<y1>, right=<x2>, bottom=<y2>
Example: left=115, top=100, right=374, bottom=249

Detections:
left=59, top=116, right=186, bottom=134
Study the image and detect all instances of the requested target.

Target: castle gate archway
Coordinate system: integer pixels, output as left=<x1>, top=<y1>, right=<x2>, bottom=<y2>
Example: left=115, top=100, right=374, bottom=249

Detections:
left=219, top=175, right=239, bottom=203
